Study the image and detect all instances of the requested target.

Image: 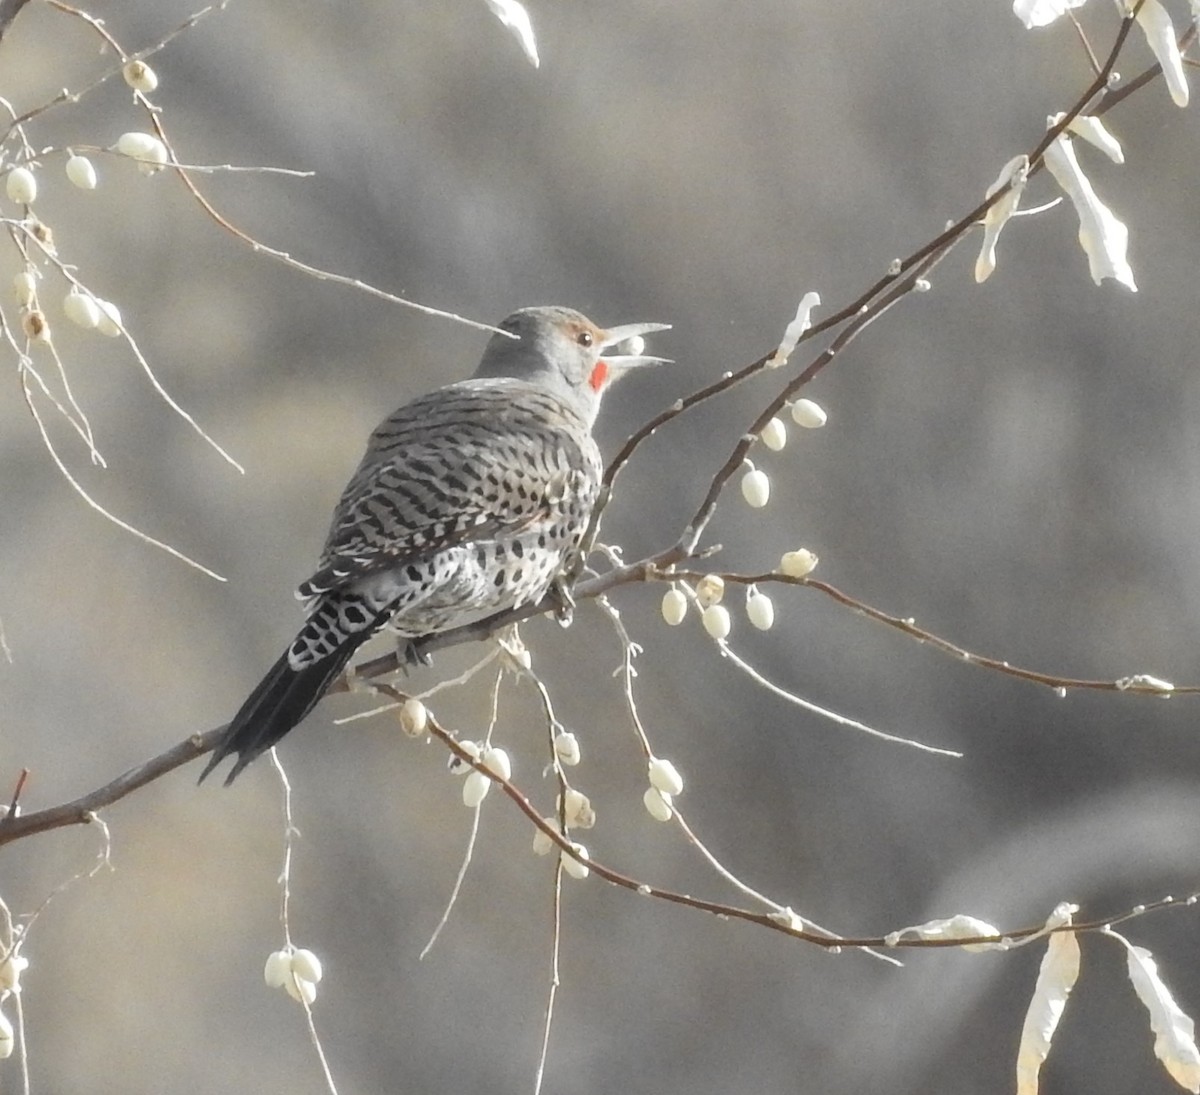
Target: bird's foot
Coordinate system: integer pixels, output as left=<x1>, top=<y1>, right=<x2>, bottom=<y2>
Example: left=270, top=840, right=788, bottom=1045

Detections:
left=548, top=575, right=575, bottom=628
left=399, top=637, right=431, bottom=671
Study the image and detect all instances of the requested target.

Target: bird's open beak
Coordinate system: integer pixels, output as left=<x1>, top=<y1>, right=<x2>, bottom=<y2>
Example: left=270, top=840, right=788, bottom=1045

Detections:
left=599, top=322, right=672, bottom=370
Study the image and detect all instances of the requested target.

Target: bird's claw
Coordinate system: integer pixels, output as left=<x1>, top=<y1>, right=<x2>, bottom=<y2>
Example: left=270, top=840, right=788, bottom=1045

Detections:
left=399, top=638, right=431, bottom=670
left=549, top=576, right=575, bottom=628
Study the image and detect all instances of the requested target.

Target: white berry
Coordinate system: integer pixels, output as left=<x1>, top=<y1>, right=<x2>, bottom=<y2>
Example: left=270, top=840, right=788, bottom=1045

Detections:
left=447, top=739, right=482, bottom=775
left=561, top=843, right=590, bottom=880
left=532, top=820, right=556, bottom=856
left=462, top=769, right=490, bottom=807
left=648, top=756, right=684, bottom=796
left=695, top=573, right=725, bottom=608
left=64, top=289, right=100, bottom=329
left=399, top=697, right=428, bottom=737
left=741, top=468, right=770, bottom=508
left=0, top=953, right=28, bottom=993
left=701, top=603, right=731, bottom=640
left=13, top=271, right=36, bottom=307
left=780, top=549, right=818, bottom=578
left=562, top=787, right=594, bottom=829
left=117, top=131, right=168, bottom=173
left=643, top=787, right=674, bottom=822
left=284, top=974, right=317, bottom=1006
left=760, top=417, right=787, bottom=451
left=553, top=731, right=580, bottom=766
left=660, top=587, right=687, bottom=626
left=264, top=950, right=291, bottom=988
left=791, top=398, right=827, bottom=428
left=6, top=166, right=36, bottom=204
left=95, top=299, right=122, bottom=338
left=65, top=154, right=97, bottom=190
left=746, top=588, right=775, bottom=631
left=482, top=745, right=511, bottom=781
left=122, top=59, right=159, bottom=93
left=290, top=949, right=323, bottom=984
left=0, top=1009, right=12, bottom=1059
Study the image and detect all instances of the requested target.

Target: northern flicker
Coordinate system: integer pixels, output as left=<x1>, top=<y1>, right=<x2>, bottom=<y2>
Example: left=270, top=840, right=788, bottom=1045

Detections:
left=200, top=306, right=669, bottom=784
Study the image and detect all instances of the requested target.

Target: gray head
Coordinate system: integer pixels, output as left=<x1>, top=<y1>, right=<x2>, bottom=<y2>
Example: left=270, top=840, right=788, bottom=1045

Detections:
left=473, top=306, right=670, bottom=426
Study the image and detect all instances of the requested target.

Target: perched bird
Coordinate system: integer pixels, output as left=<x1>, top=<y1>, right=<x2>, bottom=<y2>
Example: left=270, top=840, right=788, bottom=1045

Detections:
left=200, top=306, right=670, bottom=784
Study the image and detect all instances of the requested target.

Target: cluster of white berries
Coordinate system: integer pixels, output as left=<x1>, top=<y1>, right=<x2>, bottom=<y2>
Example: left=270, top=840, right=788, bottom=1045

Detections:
left=4, top=59, right=166, bottom=349
left=660, top=548, right=816, bottom=642
left=264, top=945, right=323, bottom=1006
left=738, top=397, right=828, bottom=512
left=447, top=740, right=512, bottom=807
left=0, top=948, right=30, bottom=1059
left=644, top=755, right=683, bottom=822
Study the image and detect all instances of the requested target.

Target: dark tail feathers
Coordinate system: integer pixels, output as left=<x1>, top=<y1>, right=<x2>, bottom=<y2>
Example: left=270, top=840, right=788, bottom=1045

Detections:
left=199, top=638, right=368, bottom=786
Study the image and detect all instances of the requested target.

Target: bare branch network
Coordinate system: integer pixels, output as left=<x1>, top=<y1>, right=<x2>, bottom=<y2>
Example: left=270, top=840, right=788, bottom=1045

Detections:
left=3, top=0, right=1200, bottom=1092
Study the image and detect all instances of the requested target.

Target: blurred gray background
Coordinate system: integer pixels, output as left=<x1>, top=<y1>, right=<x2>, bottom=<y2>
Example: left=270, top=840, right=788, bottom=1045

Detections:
left=4, top=1, right=1200, bottom=1092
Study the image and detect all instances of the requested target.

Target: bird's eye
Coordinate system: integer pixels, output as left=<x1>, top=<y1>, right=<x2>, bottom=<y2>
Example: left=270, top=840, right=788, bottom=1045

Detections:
left=576, top=330, right=594, bottom=348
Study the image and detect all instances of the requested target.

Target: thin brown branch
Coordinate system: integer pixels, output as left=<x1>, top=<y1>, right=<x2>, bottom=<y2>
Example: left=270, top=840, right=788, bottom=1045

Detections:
left=667, top=568, right=1200, bottom=697
left=0, top=726, right=224, bottom=847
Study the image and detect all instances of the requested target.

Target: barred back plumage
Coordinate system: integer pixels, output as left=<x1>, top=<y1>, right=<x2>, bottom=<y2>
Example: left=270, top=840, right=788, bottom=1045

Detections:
left=200, top=306, right=669, bottom=784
